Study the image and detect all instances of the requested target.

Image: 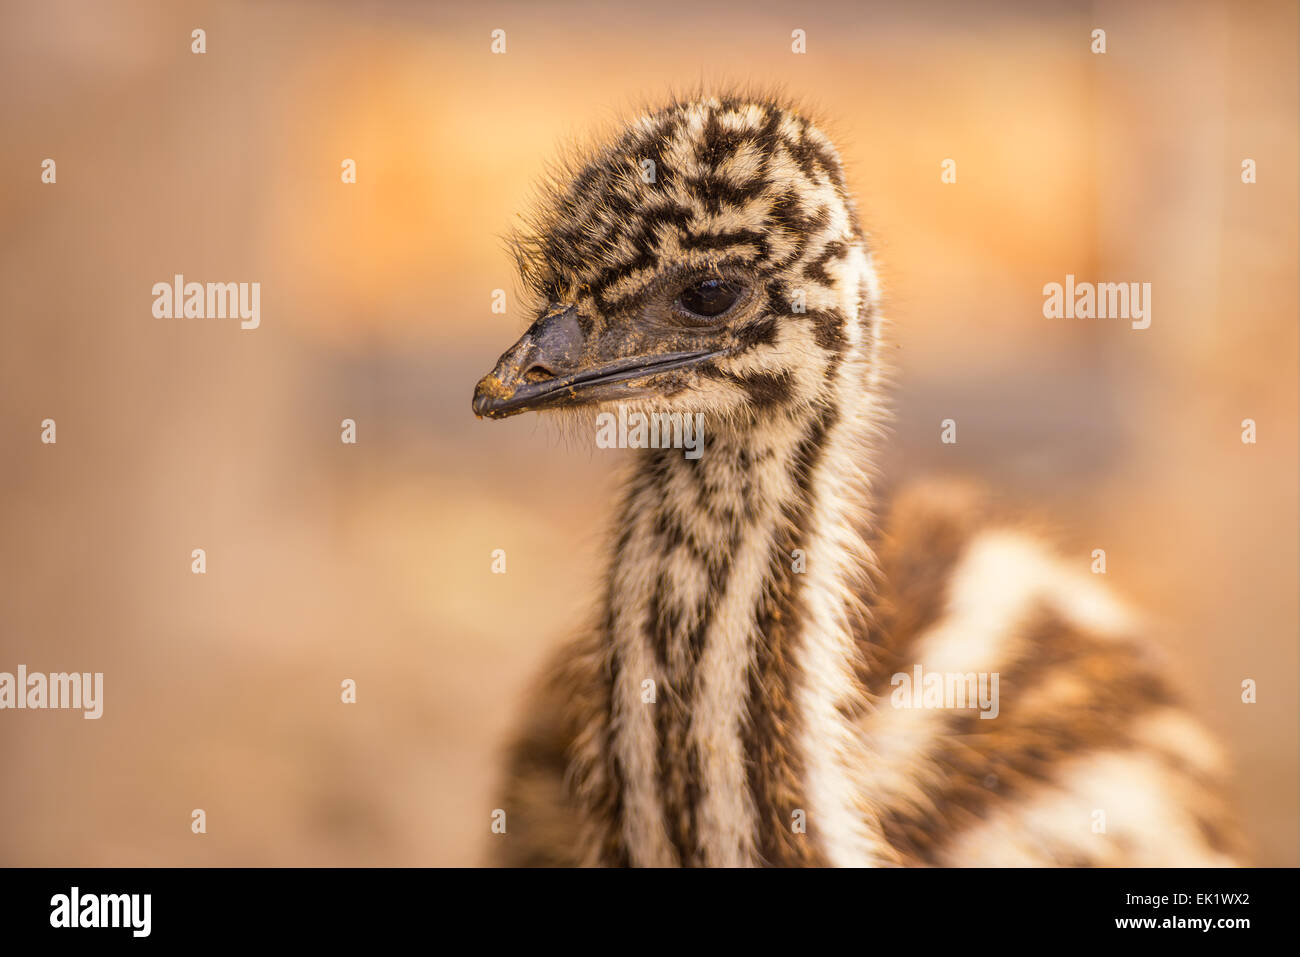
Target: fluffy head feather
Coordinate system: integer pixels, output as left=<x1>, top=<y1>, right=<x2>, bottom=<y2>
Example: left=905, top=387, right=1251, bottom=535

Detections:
left=476, top=88, right=883, bottom=431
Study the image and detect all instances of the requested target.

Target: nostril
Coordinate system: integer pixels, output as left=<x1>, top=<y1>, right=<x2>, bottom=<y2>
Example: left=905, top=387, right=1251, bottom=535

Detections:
left=522, top=362, right=557, bottom=383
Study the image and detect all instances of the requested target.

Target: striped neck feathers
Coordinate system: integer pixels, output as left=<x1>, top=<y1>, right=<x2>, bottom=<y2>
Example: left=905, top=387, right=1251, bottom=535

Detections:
left=599, top=247, right=891, bottom=867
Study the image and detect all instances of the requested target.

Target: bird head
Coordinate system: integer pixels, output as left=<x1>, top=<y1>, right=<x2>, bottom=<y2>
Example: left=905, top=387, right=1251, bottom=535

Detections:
left=472, top=92, right=880, bottom=430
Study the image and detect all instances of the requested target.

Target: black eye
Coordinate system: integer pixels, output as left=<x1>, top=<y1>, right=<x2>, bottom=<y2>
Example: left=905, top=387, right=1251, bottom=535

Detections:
left=675, top=278, right=742, bottom=319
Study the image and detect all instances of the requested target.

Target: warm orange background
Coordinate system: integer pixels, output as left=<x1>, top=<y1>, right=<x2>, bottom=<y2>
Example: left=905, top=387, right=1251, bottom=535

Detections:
left=1, top=0, right=1295, bottom=866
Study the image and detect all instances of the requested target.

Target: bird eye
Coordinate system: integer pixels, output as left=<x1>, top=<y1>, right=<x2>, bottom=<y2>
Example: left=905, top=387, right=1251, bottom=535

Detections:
left=675, top=278, right=742, bottom=320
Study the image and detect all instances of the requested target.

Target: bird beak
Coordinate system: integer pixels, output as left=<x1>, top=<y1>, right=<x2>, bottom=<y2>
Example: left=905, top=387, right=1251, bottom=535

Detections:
left=472, top=305, right=720, bottom=419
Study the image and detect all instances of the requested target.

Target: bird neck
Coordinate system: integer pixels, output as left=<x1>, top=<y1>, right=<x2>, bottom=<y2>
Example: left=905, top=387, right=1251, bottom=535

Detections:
left=600, top=325, right=888, bottom=866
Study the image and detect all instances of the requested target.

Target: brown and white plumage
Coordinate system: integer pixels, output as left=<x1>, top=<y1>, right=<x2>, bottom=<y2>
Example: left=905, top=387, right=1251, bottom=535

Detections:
left=473, top=90, right=1243, bottom=867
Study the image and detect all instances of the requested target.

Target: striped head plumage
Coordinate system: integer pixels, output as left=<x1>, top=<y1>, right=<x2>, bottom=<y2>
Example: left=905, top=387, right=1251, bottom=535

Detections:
left=472, top=91, right=884, bottom=428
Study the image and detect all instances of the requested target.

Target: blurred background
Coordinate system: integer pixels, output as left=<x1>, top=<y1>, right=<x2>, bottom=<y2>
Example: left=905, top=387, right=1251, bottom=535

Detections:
left=0, top=0, right=1295, bottom=866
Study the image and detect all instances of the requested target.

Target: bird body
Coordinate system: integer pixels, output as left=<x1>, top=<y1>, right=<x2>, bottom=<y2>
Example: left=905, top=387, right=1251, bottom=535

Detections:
left=474, top=91, right=1242, bottom=867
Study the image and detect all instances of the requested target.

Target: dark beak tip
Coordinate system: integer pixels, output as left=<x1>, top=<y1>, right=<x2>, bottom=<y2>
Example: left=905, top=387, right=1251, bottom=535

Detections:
left=473, top=305, right=587, bottom=421
left=473, top=372, right=516, bottom=419
left=471, top=387, right=496, bottom=419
